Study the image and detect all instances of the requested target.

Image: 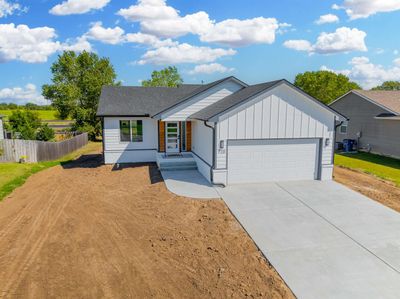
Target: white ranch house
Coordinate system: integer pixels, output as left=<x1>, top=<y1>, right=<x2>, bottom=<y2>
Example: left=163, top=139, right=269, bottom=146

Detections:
left=97, top=77, right=345, bottom=186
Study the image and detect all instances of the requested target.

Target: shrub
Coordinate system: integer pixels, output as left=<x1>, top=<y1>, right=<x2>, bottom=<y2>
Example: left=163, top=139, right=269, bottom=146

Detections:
left=36, top=123, right=55, bottom=141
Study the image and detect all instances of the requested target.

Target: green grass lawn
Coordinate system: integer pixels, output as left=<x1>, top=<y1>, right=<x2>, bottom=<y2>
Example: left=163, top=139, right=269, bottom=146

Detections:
left=0, top=109, right=62, bottom=121
left=335, top=152, right=400, bottom=186
left=0, top=142, right=101, bottom=201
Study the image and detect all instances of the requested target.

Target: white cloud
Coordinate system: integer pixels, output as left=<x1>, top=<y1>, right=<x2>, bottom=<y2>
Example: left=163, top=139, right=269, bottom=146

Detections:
left=125, top=32, right=177, bottom=47
left=322, top=56, right=400, bottom=89
left=315, top=14, right=339, bottom=25
left=85, top=22, right=125, bottom=45
left=188, top=63, right=234, bottom=75
left=117, top=0, right=178, bottom=22
left=84, top=22, right=176, bottom=47
left=61, top=36, right=93, bottom=52
left=333, top=0, right=400, bottom=19
left=0, top=0, right=23, bottom=17
left=283, top=40, right=312, bottom=51
left=0, top=23, right=93, bottom=63
left=0, top=23, right=61, bottom=63
left=137, top=43, right=236, bottom=65
left=284, top=27, right=367, bottom=54
left=394, top=50, right=399, bottom=55
left=0, top=84, right=47, bottom=105
left=50, top=0, right=110, bottom=15
left=200, top=17, right=279, bottom=47
left=117, top=0, right=283, bottom=47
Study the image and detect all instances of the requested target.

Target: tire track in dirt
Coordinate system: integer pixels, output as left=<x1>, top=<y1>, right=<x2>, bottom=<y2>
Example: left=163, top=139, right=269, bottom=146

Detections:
left=1, top=190, right=73, bottom=297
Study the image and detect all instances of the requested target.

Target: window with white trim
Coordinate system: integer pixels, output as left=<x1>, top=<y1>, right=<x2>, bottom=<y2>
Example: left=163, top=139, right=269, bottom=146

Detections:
left=119, top=120, right=143, bottom=142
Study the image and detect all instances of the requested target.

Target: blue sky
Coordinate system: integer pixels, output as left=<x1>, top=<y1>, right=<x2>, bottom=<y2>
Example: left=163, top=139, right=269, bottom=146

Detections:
left=1, top=0, right=400, bottom=104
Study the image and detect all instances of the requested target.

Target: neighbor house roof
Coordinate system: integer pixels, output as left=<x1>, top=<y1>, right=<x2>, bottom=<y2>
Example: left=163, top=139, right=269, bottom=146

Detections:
left=353, top=90, right=400, bottom=115
left=190, top=80, right=283, bottom=121
left=97, top=76, right=247, bottom=117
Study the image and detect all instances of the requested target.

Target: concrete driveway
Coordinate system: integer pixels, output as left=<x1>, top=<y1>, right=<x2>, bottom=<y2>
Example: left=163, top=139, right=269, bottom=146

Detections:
left=219, top=180, right=400, bottom=299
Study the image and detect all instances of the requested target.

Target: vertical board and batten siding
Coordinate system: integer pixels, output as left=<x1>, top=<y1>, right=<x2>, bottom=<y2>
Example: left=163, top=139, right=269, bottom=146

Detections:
left=213, top=84, right=335, bottom=184
left=0, top=133, right=88, bottom=163
left=191, top=120, right=213, bottom=181
left=103, top=117, right=158, bottom=163
left=161, top=80, right=243, bottom=121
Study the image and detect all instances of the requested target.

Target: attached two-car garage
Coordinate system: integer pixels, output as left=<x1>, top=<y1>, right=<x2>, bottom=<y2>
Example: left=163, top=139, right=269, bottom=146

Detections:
left=227, top=138, right=320, bottom=184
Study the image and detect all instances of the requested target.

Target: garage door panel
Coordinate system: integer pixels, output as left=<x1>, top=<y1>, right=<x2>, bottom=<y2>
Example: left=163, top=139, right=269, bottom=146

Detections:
left=227, top=139, right=319, bottom=184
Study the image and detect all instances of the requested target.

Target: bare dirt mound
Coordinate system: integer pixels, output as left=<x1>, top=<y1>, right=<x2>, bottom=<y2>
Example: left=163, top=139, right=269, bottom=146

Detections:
left=0, top=155, right=293, bottom=299
left=334, top=166, right=400, bottom=213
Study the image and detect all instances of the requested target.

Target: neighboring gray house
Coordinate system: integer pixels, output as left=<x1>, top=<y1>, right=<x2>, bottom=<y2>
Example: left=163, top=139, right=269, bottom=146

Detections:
left=330, top=90, right=400, bottom=158
left=97, top=76, right=345, bottom=185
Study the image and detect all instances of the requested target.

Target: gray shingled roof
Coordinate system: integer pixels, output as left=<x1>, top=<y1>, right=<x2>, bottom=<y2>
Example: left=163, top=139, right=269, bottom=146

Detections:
left=190, top=80, right=283, bottom=121
left=97, top=84, right=201, bottom=116
left=354, top=90, right=400, bottom=115
left=96, top=76, right=244, bottom=117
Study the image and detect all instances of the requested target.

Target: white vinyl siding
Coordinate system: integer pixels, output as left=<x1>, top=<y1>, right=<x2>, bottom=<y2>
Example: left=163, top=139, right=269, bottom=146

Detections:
left=161, top=80, right=243, bottom=121
left=103, top=117, right=158, bottom=163
left=227, top=139, right=319, bottom=184
left=191, top=120, right=213, bottom=181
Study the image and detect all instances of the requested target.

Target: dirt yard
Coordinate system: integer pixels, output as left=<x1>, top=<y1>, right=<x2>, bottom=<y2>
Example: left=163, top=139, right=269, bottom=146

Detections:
left=0, top=154, right=293, bottom=299
left=334, top=166, right=400, bottom=213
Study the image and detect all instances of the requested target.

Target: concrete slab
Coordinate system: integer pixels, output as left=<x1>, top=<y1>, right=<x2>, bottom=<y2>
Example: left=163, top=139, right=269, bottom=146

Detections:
left=219, top=181, right=400, bottom=299
left=161, top=170, right=220, bottom=199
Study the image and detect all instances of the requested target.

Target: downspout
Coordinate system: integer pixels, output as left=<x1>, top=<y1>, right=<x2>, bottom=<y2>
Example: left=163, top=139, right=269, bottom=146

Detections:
left=332, top=118, right=344, bottom=165
left=203, top=121, right=219, bottom=186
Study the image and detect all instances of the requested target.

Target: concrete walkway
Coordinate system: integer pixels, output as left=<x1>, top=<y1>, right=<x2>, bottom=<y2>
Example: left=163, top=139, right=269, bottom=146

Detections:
left=219, top=181, right=400, bottom=299
left=160, top=170, right=220, bottom=199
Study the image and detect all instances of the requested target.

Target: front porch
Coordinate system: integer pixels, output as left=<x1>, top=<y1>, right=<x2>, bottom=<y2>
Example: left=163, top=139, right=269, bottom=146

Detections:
left=156, top=152, right=197, bottom=171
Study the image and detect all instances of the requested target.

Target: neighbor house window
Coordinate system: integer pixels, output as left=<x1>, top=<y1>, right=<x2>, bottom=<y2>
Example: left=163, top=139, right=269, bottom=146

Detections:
left=120, top=120, right=143, bottom=142
left=131, top=120, right=143, bottom=142
left=339, top=121, right=348, bottom=134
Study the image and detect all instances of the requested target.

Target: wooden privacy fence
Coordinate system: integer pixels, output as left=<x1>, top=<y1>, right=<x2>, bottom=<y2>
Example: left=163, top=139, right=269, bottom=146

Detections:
left=0, top=133, right=88, bottom=163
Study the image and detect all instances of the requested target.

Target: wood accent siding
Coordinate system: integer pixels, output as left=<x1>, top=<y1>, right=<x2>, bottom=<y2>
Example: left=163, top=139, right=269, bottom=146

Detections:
left=159, top=121, right=165, bottom=152
left=186, top=121, right=192, bottom=151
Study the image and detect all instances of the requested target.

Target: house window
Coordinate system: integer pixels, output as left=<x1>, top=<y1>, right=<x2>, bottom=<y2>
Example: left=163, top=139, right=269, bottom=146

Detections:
left=339, top=121, right=348, bottom=134
left=181, top=122, right=186, bottom=151
left=131, top=120, right=143, bottom=142
left=120, top=120, right=131, bottom=142
left=120, top=120, right=143, bottom=142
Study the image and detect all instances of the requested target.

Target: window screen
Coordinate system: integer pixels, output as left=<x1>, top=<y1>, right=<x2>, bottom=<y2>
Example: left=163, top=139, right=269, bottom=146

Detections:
left=120, top=120, right=131, bottom=142
left=131, top=120, right=143, bottom=142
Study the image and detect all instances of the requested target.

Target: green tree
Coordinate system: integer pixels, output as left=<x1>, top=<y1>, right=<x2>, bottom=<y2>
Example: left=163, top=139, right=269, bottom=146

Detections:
left=42, top=51, right=118, bottom=140
left=8, top=110, right=41, bottom=140
left=36, top=123, right=55, bottom=141
left=372, top=81, right=400, bottom=90
left=294, top=71, right=361, bottom=104
left=142, top=66, right=183, bottom=87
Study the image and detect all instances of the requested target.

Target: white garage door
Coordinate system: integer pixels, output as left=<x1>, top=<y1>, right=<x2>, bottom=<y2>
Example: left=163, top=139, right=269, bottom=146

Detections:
left=227, top=139, right=320, bottom=184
